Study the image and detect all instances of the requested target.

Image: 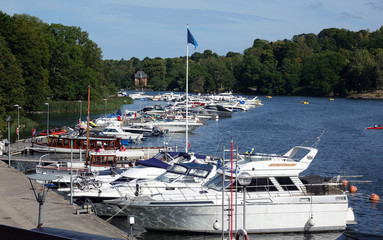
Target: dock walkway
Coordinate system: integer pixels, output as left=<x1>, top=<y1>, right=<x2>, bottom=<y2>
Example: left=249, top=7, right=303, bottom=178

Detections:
left=0, top=160, right=127, bottom=239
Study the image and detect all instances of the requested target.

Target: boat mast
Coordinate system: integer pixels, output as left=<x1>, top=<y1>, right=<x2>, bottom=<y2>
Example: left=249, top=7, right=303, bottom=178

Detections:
left=85, top=85, right=90, bottom=166
left=185, top=24, right=189, bottom=153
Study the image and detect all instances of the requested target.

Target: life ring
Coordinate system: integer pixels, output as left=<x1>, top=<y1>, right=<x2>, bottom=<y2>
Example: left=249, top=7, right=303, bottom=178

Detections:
left=235, top=229, right=249, bottom=240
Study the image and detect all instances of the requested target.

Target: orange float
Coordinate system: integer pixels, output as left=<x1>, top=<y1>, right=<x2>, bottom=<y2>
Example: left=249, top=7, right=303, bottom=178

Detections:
left=369, top=193, right=380, bottom=202
left=342, top=180, right=348, bottom=187
left=349, top=185, right=357, bottom=193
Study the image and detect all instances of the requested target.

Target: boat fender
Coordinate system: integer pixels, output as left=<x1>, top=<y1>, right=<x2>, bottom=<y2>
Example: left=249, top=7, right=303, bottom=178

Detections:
left=235, top=229, right=248, bottom=240
left=135, top=183, right=140, bottom=196
left=307, top=216, right=315, bottom=226
left=213, top=220, right=220, bottom=230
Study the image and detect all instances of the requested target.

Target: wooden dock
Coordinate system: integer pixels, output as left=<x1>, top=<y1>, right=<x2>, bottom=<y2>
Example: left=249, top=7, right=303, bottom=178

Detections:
left=0, top=160, right=127, bottom=239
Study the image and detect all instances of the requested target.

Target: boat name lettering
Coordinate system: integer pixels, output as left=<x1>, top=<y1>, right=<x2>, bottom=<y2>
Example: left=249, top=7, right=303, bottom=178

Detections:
left=268, top=163, right=297, bottom=167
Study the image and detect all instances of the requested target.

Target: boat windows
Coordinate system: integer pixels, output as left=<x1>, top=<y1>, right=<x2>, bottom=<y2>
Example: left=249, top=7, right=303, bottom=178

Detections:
left=155, top=172, right=181, bottom=183
left=275, top=177, right=299, bottom=191
left=243, top=178, right=278, bottom=192
left=188, top=168, right=210, bottom=178
left=105, top=128, right=118, bottom=133
left=169, top=165, right=188, bottom=175
left=204, top=175, right=231, bottom=191
left=92, top=155, right=116, bottom=166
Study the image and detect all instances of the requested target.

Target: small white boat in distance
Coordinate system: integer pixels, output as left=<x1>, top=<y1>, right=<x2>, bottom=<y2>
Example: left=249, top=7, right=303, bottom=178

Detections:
left=102, top=126, right=143, bottom=140
left=132, top=119, right=203, bottom=133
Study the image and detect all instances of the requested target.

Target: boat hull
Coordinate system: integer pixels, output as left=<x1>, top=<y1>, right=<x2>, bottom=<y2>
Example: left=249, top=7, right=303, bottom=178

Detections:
left=124, top=195, right=350, bottom=233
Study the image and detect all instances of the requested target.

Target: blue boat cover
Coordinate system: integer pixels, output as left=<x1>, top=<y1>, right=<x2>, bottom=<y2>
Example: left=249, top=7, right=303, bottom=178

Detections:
left=137, top=158, right=170, bottom=169
left=194, top=153, right=207, bottom=159
left=176, top=162, right=213, bottom=171
left=167, top=151, right=181, bottom=157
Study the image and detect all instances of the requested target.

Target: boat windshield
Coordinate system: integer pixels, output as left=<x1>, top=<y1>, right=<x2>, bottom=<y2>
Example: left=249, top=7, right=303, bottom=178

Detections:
left=204, top=174, right=231, bottom=191
left=155, top=171, right=182, bottom=183
left=188, top=168, right=210, bottom=178
left=152, top=152, right=169, bottom=161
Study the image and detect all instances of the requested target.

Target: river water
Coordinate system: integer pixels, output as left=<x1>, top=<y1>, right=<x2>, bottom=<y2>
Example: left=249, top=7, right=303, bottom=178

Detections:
left=33, top=94, right=383, bottom=239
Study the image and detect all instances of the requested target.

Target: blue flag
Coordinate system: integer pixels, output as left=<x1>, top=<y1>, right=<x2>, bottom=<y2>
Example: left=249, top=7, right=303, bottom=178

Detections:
left=187, top=28, right=198, bottom=49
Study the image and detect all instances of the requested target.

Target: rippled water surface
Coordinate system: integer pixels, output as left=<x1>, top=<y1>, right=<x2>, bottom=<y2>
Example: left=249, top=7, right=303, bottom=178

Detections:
left=42, top=94, right=383, bottom=239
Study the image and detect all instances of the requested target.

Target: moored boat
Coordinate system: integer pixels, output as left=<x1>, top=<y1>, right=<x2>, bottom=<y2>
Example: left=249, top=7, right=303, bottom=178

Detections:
left=30, top=135, right=122, bottom=154
left=116, top=145, right=355, bottom=234
left=72, top=154, right=217, bottom=201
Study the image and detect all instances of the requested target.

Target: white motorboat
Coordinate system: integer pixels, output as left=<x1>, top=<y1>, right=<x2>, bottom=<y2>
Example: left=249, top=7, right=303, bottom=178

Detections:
left=116, top=145, right=355, bottom=234
left=129, top=92, right=153, bottom=100
left=35, top=150, right=133, bottom=187
left=70, top=151, right=215, bottom=201
left=102, top=126, right=143, bottom=140
left=73, top=160, right=217, bottom=201
left=132, top=119, right=203, bottom=133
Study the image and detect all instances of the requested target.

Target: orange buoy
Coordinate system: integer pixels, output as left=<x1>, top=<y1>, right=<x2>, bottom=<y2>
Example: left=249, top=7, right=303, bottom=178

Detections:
left=369, top=193, right=380, bottom=202
left=342, top=180, right=348, bottom=187
left=349, top=185, right=357, bottom=193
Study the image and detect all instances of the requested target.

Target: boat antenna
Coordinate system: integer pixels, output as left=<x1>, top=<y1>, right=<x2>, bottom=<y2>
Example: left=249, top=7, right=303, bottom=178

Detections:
left=311, top=129, right=325, bottom=148
left=299, top=129, right=325, bottom=148
left=85, top=85, right=90, bottom=166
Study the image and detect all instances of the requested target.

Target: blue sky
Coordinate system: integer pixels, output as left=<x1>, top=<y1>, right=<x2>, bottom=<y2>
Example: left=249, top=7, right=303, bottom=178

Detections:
left=1, top=0, right=382, bottom=60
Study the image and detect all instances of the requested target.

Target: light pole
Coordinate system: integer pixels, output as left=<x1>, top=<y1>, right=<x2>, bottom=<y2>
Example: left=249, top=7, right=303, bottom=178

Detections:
left=238, top=172, right=251, bottom=230
left=103, top=98, right=107, bottom=117
left=14, top=104, right=20, bottom=149
left=44, top=103, right=49, bottom=142
left=78, top=100, right=82, bottom=124
left=6, top=115, right=12, bottom=167
left=27, top=174, right=58, bottom=228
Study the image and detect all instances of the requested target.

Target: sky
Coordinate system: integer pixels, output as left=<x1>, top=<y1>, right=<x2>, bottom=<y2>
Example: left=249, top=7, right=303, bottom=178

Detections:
left=1, top=0, right=383, bottom=60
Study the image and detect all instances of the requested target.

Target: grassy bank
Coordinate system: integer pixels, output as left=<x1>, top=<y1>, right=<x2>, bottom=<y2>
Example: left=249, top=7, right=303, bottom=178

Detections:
left=6, top=97, right=133, bottom=141
left=46, top=97, right=133, bottom=113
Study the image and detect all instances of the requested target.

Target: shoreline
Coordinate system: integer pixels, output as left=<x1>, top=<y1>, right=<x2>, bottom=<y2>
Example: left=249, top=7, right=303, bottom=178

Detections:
left=346, top=90, right=383, bottom=100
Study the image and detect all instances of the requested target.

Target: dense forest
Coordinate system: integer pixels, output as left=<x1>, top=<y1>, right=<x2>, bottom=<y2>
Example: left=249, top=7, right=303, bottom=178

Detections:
left=1, top=10, right=383, bottom=135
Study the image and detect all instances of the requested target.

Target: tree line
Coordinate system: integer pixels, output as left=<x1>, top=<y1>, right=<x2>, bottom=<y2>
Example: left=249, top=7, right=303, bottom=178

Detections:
left=1, top=10, right=383, bottom=135
left=106, top=27, right=383, bottom=97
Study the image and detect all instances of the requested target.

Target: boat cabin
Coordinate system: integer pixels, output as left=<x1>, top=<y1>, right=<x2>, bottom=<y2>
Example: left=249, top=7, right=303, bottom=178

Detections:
left=45, top=135, right=122, bottom=151
left=89, top=152, right=118, bottom=167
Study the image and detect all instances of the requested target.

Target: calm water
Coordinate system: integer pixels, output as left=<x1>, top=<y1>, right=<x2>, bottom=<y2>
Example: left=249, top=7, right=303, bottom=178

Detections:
left=38, top=95, right=383, bottom=239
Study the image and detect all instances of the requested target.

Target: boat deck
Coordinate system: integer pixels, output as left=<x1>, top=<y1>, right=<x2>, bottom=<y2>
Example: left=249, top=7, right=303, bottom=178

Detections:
left=0, top=160, right=126, bottom=239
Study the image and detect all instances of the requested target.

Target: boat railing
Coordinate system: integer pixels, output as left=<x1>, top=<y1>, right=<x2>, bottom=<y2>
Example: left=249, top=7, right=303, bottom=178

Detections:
left=145, top=181, right=347, bottom=202
left=300, top=182, right=346, bottom=196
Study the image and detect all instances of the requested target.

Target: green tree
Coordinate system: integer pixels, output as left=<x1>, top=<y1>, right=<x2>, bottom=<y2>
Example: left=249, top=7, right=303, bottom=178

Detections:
left=375, top=49, right=383, bottom=90
left=165, top=57, right=185, bottom=91
left=0, top=35, right=25, bottom=135
left=346, top=49, right=377, bottom=92
left=9, top=14, right=50, bottom=110
left=300, top=51, right=348, bottom=96
left=143, top=58, right=166, bottom=90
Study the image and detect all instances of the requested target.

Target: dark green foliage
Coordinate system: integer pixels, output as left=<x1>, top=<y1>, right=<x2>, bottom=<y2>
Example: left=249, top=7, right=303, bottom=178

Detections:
left=0, top=35, right=25, bottom=136
left=2, top=8, right=383, bottom=135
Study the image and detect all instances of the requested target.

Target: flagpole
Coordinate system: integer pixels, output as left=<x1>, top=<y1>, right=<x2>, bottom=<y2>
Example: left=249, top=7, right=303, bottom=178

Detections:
left=185, top=24, right=189, bottom=153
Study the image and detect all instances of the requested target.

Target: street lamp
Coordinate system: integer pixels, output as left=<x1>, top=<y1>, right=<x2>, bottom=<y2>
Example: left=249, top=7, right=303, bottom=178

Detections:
left=44, top=103, right=49, bottom=142
left=103, top=98, right=107, bottom=117
left=128, top=215, right=135, bottom=240
left=27, top=173, right=58, bottom=228
left=238, top=172, right=252, bottom=230
left=78, top=100, right=82, bottom=124
left=14, top=104, right=20, bottom=149
left=6, top=115, right=12, bottom=167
